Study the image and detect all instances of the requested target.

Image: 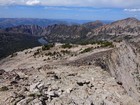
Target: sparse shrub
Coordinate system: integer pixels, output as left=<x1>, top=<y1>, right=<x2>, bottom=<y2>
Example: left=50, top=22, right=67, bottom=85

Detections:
left=45, top=52, right=53, bottom=56
left=53, top=51, right=57, bottom=55
left=79, top=42, right=89, bottom=45
left=78, top=40, right=96, bottom=45
left=42, top=43, right=55, bottom=51
left=37, top=48, right=41, bottom=52
left=28, top=93, right=36, bottom=97
left=25, top=51, right=28, bottom=54
left=61, top=43, right=73, bottom=49
left=61, top=50, right=70, bottom=54
left=80, top=47, right=93, bottom=53
left=100, top=41, right=114, bottom=47
left=10, top=53, right=18, bottom=57
left=0, top=86, right=9, bottom=91
left=78, top=40, right=114, bottom=48
left=33, top=51, right=40, bottom=56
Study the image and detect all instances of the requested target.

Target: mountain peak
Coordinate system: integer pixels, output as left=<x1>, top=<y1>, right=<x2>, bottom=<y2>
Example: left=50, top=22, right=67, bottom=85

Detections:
left=124, top=17, right=139, bottom=21
left=92, top=17, right=140, bottom=36
left=83, top=20, right=104, bottom=29
left=110, top=17, right=140, bottom=28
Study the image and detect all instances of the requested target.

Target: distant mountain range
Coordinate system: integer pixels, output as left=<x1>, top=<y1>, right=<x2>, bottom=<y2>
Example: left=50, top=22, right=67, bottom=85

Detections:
left=0, top=17, right=139, bottom=58
left=0, top=18, right=67, bottom=28
left=0, top=18, right=112, bottom=28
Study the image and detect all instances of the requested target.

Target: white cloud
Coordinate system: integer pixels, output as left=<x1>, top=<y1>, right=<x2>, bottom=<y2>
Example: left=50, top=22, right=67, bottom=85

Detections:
left=124, top=9, right=140, bottom=12
left=0, top=0, right=140, bottom=8
left=26, top=0, right=40, bottom=6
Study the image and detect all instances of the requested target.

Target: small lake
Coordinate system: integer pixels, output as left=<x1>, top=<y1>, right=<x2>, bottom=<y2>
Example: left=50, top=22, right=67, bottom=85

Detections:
left=38, top=37, right=48, bottom=45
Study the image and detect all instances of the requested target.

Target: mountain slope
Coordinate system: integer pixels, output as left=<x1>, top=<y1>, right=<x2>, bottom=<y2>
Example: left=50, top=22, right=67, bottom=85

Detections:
left=0, top=17, right=140, bottom=59
left=83, top=20, right=104, bottom=29
left=0, top=24, right=90, bottom=58
left=92, top=18, right=140, bottom=36
left=4, top=25, right=45, bottom=36
left=0, top=32, right=40, bottom=59
left=44, top=24, right=90, bottom=42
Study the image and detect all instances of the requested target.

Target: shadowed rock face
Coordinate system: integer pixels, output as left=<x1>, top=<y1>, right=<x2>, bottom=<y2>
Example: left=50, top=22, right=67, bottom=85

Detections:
left=0, top=32, right=40, bottom=59
left=106, top=40, right=140, bottom=102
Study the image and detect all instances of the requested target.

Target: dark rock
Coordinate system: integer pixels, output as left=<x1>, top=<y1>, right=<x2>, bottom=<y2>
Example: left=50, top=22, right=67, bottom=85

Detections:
left=0, top=69, right=5, bottom=75
left=10, top=81, right=18, bottom=85
left=14, top=75, right=21, bottom=81
left=77, top=81, right=90, bottom=86
left=117, top=81, right=123, bottom=86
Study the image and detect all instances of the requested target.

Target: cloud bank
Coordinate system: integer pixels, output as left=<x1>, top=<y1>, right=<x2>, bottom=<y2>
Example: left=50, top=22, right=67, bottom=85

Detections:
left=124, top=9, right=140, bottom=12
left=0, top=0, right=139, bottom=8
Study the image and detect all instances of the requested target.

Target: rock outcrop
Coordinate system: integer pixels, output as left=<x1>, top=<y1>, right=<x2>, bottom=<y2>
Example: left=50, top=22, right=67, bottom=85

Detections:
left=65, top=39, right=140, bottom=102
left=106, top=40, right=140, bottom=102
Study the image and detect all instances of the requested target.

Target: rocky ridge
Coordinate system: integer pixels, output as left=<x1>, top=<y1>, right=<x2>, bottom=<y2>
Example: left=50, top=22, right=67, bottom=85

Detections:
left=0, top=43, right=139, bottom=105
left=92, top=18, right=140, bottom=36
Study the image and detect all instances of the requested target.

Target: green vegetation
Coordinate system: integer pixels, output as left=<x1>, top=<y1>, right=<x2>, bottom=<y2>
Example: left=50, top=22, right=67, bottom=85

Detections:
left=97, top=41, right=114, bottom=47
left=61, top=43, right=73, bottom=49
left=0, top=86, right=9, bottom=91
left=78, top=40, right=114, bottom=47
left=80, top=47, right=93, bottom=53
left=42, top=43, right=55, bottom=51
left=33, top=51, right=40, bottom=56
left=60, top=50, right=71, bottom=54
left=45, top=52, right=53, bottom=56
left=33, top=48, right=41, bottom=56
left=45, top=51, right=62, bottom=57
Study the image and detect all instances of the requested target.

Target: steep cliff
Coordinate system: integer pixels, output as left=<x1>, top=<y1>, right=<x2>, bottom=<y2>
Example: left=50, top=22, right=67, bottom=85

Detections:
left=107, top=40, right=140, bottom=102
left=64, top=39, right=140, bottom=102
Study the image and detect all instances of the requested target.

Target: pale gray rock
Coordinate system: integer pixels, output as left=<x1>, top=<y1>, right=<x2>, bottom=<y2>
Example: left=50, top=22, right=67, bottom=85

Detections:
left=16, top=97, right=33, bottom=105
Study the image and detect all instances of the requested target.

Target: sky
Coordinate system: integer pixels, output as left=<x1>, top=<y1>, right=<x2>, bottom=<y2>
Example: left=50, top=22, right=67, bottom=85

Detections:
left=0, top=0, right=140, bottom=20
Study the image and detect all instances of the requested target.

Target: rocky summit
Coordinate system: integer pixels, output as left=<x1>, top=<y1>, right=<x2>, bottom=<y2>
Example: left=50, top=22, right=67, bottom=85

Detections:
left=0, top=41, right=140, bottom=105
